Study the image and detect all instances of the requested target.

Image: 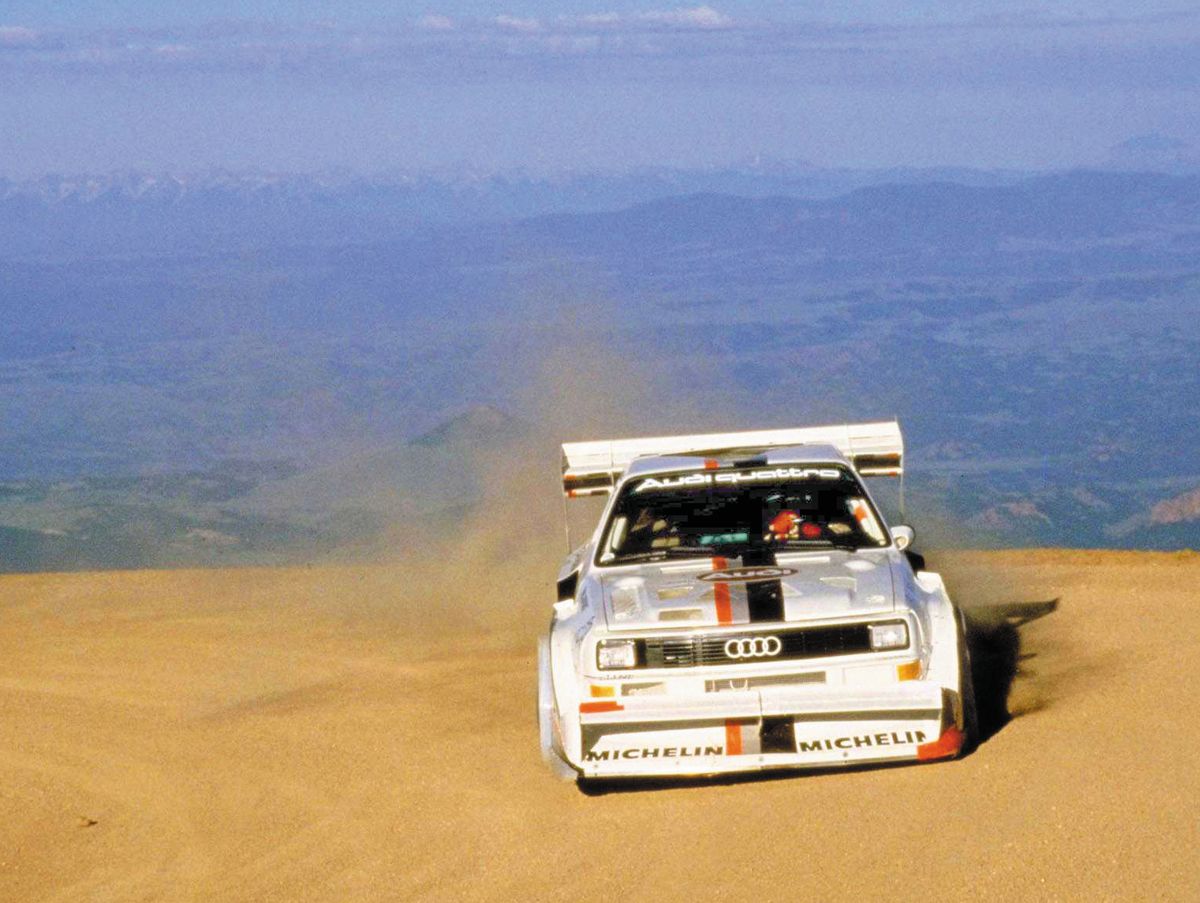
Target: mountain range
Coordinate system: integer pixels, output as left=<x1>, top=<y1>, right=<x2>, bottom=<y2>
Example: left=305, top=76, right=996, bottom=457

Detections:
left=0, top=163, right=1035, bottom=260
left=1, top=166, right=1198, bottom=570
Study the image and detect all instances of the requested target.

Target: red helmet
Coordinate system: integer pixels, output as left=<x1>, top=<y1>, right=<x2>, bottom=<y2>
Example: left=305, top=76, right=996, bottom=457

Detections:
left=768, top=510, right=800, bottom=538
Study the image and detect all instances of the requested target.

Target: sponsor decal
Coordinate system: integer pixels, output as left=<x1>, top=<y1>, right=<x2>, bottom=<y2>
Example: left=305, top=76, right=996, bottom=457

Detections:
left=698, top=532, right=749, bottom=545
left=796, top=730, right=928, bottom=753
left=698, top=566, right=796, bottom=583
left=579, top=700, right=623, bottom=714
left=634, top=467, right=842, bottom=494
left=584, top=745, right=724, bottom=761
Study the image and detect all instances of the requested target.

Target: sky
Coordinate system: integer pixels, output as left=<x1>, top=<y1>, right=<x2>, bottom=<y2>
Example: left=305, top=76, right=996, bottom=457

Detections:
left=1, top=2, right=1198, bottom=177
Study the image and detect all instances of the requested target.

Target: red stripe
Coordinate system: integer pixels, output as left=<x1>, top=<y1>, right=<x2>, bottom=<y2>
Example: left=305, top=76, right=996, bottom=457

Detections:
left=725, top=720, right=743, bottom=756
left=579, top=701, right=623, bottom=714
left=710, top=556, right=732, bottom=624
left=703, top=458, right=719, bottom=470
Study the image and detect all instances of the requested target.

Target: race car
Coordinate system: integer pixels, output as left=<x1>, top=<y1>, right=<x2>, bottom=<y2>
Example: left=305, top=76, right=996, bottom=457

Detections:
left=538, top=421, right=978, bottom=782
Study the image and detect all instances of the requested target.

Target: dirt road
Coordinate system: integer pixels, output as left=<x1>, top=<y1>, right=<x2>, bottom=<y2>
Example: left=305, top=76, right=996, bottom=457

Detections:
left=1, top=550, right=1197, bottom=901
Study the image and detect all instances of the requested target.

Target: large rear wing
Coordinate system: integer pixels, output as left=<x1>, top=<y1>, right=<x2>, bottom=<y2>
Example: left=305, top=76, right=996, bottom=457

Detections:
left=561, top=420, right=902, bottom=497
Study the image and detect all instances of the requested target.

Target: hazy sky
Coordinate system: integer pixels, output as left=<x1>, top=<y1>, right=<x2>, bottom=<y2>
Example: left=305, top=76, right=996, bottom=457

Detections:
left=1, top=2, right=1197, bottom=176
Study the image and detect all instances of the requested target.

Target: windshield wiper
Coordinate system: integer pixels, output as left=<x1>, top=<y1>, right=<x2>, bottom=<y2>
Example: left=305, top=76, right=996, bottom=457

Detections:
left=608, top=546, right=726, bottom=564
left=603, top=551, right=669, bottom=564
left=779, top=538, right=861, bottom=553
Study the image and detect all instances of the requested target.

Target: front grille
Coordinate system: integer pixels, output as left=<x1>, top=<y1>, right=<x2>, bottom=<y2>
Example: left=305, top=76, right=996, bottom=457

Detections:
left=639, top=623, right=877, bottom=669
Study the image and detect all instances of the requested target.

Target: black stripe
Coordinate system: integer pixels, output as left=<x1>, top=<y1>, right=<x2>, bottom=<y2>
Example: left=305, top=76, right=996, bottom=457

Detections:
left=745, top=579, right=785, bottom=622
left=740, top=548, right=785, bottom=622
left=759, top=716, right=797, bottom=754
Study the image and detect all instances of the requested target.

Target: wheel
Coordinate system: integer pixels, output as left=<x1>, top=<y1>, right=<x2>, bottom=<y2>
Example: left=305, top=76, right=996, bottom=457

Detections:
left=955, top=609, right=979, bottom=756
left=538, top=637, right=576, bottom=781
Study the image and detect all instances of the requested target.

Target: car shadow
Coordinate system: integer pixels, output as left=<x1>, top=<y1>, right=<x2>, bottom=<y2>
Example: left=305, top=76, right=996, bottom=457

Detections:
left=576, top=598, right=1060, bottom=796
left=963, top=598, right=1059, bottom=743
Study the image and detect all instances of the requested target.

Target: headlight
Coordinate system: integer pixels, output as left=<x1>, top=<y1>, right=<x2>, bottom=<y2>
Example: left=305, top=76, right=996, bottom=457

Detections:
left=868, top=622, right=909, bottom=650
left=596, top=639, right=638, bottom=670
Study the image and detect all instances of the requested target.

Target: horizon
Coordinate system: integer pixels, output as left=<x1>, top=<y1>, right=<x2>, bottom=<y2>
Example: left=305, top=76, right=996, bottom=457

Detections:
left=0, top=145, right=1196, bottom=184
left=2, top=3, right=1198, bottom=177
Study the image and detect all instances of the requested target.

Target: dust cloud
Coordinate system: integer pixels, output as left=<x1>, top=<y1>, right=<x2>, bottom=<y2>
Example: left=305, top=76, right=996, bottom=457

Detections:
left=354, top=330, right=741, bottom=640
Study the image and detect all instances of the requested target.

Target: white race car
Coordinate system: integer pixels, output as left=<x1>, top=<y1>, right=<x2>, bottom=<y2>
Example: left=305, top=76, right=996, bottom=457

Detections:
left=538, top=421, right=977, bottom=782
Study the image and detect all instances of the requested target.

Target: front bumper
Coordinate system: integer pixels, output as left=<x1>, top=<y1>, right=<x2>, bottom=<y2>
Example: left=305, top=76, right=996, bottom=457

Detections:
left=570, top=683, right=961, bottom=778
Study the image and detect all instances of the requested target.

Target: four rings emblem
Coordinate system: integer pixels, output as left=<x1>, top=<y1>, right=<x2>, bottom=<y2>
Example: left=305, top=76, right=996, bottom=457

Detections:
left=723, top=636, right=783, bottom=659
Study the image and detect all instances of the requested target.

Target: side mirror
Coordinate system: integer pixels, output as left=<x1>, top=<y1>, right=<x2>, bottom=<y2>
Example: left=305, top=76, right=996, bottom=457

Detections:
left=556, top=571, right=579, bottom=602
left=554, top=570, right=580, bottom=618
left=890, top=525, right=915, bottom=551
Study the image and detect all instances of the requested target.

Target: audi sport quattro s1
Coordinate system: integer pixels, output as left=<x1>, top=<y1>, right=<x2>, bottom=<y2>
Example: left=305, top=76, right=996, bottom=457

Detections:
left=538, top=421, right=977, bottom=782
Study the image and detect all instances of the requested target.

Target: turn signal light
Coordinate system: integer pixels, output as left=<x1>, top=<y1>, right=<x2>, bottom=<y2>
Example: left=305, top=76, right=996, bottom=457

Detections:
left=896, top=660, right=921, bottom=681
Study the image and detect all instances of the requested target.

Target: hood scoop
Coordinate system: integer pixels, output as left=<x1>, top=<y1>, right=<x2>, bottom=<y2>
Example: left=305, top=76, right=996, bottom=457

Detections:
left=819, top=576, right=858, bottom=590
left=656, top=585, right=694, bottom=601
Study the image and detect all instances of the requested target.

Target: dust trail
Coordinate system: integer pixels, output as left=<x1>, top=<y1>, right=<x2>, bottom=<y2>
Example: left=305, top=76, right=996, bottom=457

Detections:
left=350, top=323, right=1050, bottom=658
left=358, top=327, right=739, bottom=641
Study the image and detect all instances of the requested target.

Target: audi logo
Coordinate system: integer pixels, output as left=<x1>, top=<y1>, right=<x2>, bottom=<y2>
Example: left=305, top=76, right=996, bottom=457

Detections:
left=699, top=567, right=797, bottom=584
left=723, top=636, right=783, bottom=659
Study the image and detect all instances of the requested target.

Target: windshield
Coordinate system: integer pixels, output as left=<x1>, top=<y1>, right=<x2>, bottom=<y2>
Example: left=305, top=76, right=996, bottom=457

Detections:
left=597, top=465, right=889, bottom=565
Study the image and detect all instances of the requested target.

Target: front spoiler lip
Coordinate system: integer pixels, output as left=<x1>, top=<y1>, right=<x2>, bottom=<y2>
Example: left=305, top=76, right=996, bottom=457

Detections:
left=570, top=684, right=953, bottom=779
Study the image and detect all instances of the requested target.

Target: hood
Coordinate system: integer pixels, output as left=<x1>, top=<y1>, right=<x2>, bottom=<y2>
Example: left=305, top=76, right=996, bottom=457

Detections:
left=598, top=551, right=897, bottom=630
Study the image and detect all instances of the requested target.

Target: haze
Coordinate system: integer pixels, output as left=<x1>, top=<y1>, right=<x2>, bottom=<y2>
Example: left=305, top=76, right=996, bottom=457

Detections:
left=2, top=1, right=1199, bottom=176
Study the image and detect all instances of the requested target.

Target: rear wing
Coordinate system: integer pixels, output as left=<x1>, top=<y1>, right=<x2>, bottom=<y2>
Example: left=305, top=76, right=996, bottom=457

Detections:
left=561, top=421, right=903, bottom=497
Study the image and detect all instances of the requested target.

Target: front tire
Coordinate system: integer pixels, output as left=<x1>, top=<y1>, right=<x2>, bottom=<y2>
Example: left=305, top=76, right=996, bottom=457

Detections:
left=955, top=609, right=979, bottom=756
left=538, top=637, right=576, bottom=781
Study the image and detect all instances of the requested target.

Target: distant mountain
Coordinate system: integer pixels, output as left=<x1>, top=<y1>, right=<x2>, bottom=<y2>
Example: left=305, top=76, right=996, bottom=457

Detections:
left=1103, top=485, right=1200, bottom=549
left=521, top=172, right=1200, bottom=262
left=7, top=169, right=1199, bottom=345
left=0, top=405, right=531, bottom=572
left=0, top=164, right=1027, bottom=261
left=1149, top=487, right=1200, bottom=525
left=1105, top=134, right=1200, bottom=174
left=408, top=404, right=527, bottom=449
